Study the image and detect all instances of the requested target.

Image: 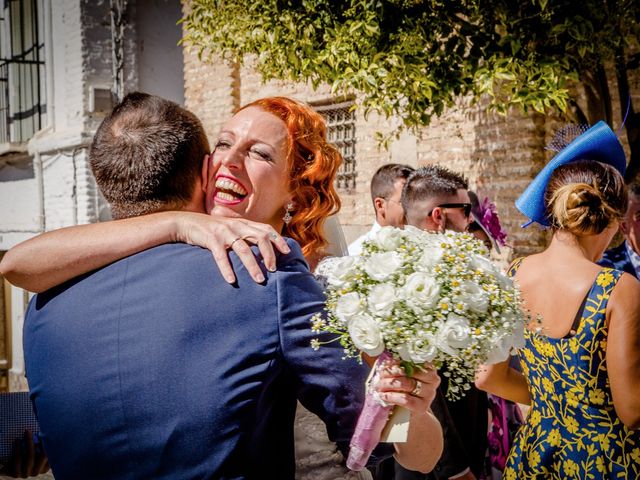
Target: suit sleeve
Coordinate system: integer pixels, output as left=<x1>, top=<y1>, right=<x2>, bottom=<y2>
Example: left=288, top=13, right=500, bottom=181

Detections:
left=275, top=245, right=394, bottom=463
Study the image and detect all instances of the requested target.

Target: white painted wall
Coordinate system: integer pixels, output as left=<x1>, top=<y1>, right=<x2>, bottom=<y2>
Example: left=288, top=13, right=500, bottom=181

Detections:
left=136, top=0, right=184, bottom=105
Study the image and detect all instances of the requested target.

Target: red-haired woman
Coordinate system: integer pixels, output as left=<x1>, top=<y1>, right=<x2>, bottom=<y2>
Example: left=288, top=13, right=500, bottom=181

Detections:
left=1, top=96, right=443, bottom=476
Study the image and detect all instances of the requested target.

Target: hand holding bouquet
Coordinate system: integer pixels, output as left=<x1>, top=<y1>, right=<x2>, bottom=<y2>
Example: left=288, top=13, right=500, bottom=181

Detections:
left=312, top=226, right=525, bottom=470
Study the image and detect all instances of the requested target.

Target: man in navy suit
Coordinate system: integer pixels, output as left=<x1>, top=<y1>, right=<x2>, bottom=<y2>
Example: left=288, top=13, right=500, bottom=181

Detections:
left=22, top=93, right=442, bottom=479
left=600, top=183, right=640, bottom=278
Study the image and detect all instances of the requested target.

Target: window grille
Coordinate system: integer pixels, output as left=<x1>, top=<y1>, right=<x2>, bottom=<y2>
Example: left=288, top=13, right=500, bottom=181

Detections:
left=314, top=100, right=357, bottom=191
left=0, top=0, right=45, bottom=144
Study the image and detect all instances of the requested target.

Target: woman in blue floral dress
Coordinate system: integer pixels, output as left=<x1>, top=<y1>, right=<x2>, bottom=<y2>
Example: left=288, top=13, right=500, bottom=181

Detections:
left=476, top=128, right=640, bottom=478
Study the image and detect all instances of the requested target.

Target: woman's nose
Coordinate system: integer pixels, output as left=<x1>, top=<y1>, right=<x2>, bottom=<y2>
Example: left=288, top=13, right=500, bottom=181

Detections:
left=220, top=146, right=243, bottom=169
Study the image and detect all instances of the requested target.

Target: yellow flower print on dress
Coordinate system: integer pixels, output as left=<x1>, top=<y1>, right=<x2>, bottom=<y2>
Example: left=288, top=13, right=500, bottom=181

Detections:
left=504, top=265, right=640, bottom=478
left=596, top=271, right=614, bottom=287
left=565, top=417, right=579, bottom=434
left=564, top=459, right=579, bottom=476
left=548, top=428, right=562, bottom=447
left=589, top=388, right=605, bottom=405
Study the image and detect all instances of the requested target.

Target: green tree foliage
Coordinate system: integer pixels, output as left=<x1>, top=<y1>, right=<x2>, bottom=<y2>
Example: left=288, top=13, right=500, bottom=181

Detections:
left=183, top=0, right=640, bottom=177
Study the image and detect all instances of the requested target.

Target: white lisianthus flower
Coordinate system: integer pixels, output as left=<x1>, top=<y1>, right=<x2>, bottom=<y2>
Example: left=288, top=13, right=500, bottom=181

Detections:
left=436, top=313, right=472, bottom=355
left=470, top=254, right=498, bottom=276
left=317, top=255, right=360, bottom=288
left=401, top=225, right=427, bottom=243
left=335, top=292, right=365, bottom=324
left=416, top=247, right=444, bottom=271
left=348, top=314, right=385, bottom=356
left=363, top=251, right=403, bottom=281
left=368, top=283, right=397, bottom=317
left=371, top=226, right=404, bottom=251
left=403, top=272, right=440, bottom=310
left=457, top=280, right=489, bottom=314
left=484, top=334, right=512, bottom=364
left=406, top=334, right=438, bottom=363
left=495, top=271, right=514, bottom=290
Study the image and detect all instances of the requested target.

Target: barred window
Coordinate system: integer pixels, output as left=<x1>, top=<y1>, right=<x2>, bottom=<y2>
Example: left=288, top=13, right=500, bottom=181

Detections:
left=0, top=0, right=46, bottom=144
left=314, top=100, right=357, bottom=191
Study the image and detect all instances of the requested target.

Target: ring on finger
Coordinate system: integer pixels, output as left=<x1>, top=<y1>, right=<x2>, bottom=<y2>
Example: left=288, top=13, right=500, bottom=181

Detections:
left=229, top=237, right=243, bottom=248
left=269, top=232, right=279, bottom=241
left=410, top=378, right=422, bottom=397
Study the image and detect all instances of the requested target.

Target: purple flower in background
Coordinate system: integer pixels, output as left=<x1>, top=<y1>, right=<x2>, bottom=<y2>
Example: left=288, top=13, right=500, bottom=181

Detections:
left=476, top=197, right=508, bottom=247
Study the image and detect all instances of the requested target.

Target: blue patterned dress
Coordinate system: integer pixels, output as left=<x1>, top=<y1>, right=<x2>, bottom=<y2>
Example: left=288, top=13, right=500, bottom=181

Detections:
left=504, top=259, right=640, bottom=479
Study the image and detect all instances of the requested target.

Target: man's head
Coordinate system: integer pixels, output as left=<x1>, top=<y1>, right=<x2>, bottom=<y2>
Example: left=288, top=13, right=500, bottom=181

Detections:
left=621, top=182, right=640, bottom=254
left=90, top=92, right=210, bottom=219
left=402, top=165, right=472, bottom=233
left=370, top=164, right=415, bottom=227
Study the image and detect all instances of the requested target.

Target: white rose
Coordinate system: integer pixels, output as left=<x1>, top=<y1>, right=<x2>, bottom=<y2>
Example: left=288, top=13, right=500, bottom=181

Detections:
left=368, top=283, right=397, bottom=317
left=436, top=313, right=472, bottom=355
left=402, top=272, right=440, bottom=310
left=335, top=292, right=365, bottom=324
left=370, top=226, right=404, bottom=251
left=496, top=271, right=514, bottom=290
left=401, top=225, right=427, bottom=243
left=363, top=251, right=403, bottom=281
left=316, top=255, right=359, bottom=288
left=348, top=314, right=385, bottom=356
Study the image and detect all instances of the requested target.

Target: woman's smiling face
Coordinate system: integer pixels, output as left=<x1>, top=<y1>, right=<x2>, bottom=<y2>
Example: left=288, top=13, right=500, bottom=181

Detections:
left=205, top=106, right=292, bottom=229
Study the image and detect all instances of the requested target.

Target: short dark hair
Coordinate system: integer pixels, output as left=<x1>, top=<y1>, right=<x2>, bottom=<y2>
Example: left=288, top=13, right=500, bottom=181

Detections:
left=402, top=165, right=468, bottom=224
left=90, top=92, right=210, bottom=219
left=370, top=163, right=414, bottom=205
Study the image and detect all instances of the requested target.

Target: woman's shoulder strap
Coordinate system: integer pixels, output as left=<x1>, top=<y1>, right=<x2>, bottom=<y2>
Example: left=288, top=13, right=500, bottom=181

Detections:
left=507, top=257, right=525, bottom=278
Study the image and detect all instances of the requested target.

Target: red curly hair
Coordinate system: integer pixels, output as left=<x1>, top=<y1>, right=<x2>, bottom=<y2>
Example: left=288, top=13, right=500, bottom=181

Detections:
left=239, top=97, right=342, bottom=264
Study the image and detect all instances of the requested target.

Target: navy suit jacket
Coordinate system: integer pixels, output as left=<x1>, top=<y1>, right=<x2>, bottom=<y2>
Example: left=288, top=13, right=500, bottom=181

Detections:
left=599, top=241, right=638, bottom=278
left=24, top=241, right=384, bottom=480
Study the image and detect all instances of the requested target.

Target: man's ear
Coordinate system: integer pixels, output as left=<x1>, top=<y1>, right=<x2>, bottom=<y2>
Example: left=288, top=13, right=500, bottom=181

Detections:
left=201, top=154, right=211, bottom=192
left=620, top=219, right=629, bottom=236
left=430, top=207, right=446, bottom=232
left=374, top=197, right=386, bottom=218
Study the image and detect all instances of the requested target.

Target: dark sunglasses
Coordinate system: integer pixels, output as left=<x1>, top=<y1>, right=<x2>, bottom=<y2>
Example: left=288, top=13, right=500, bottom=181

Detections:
left=427, top=203, right=472, bottom=218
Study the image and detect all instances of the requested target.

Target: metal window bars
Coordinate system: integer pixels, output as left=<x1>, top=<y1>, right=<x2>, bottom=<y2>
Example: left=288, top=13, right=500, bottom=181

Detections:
left=0, top=0, right=45, bottom=145
left=314, top=100, right=357, bottom=192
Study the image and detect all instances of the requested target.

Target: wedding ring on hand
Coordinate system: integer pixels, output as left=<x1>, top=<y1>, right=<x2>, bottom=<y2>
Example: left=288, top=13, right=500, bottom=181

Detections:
left=269, top=232, right=279, bottom=241
left=410, top=378, right=422, bottom=397
left=229, top=237, right=242, bottom=248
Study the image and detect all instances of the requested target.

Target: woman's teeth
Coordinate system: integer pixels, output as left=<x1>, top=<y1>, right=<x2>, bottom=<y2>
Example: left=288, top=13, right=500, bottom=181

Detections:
left=215, top=178, right=247, bottom=196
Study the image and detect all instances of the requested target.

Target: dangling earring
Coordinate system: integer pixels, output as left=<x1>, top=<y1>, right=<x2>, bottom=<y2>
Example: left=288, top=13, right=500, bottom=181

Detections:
left=283, top=202, right=294, bottom=225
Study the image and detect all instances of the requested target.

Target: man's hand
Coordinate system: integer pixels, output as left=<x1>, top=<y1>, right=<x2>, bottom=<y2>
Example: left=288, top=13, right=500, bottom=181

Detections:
left=173, top=213, right=292, bottom=284
left=0, top=431, right=49, bottom=478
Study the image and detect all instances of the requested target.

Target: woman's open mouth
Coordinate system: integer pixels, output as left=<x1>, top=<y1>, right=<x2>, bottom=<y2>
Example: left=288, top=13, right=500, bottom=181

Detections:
left=214, top=175, right=248, bottom=205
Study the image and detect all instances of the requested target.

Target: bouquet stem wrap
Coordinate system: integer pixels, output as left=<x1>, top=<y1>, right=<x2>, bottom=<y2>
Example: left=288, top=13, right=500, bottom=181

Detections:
left=346, top=351, right=394, bottom=471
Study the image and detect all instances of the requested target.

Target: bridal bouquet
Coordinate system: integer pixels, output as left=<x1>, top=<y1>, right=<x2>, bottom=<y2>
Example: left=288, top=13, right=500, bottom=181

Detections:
left=311, top=226, right=525, bottom=471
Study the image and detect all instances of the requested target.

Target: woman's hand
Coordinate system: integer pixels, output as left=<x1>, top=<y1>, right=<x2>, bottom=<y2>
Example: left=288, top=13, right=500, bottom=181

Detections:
left=375, top=359, right=443, bottom=474
left=172, top=213, right=291, bottom=283
left=374, top=360, right=440, bottom=415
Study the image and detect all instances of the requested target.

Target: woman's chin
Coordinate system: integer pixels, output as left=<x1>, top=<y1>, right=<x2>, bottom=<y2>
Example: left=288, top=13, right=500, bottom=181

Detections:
left=209, top=204, right=244, bottom=219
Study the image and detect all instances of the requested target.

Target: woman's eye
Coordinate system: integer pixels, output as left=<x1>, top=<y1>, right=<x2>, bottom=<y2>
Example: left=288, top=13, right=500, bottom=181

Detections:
left=215, top=140, right=231, bottom=150
left=249, top=149, right=271, bottom=162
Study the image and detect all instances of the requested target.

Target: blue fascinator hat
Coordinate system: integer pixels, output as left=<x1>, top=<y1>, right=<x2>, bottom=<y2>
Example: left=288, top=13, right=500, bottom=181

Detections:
left=515, top=120, right=627, bottom=227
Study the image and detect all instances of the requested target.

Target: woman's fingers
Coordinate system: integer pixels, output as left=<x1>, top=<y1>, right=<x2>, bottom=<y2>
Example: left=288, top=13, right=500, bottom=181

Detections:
left=376, top=362, right=440, bottom=413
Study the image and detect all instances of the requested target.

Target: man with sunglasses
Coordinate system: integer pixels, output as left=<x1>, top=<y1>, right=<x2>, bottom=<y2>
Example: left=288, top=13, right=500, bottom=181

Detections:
left=398, top=165, right=486, bottom=480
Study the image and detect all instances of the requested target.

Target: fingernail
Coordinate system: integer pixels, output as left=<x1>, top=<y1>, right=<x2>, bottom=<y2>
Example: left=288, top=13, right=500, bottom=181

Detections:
left=256, top=273, right=265, bottom=283
left=283, top=245, right=291, bottom=253
left=226, top=275, right=235, bottom=284
left=268, top=265, right=276, bottom=272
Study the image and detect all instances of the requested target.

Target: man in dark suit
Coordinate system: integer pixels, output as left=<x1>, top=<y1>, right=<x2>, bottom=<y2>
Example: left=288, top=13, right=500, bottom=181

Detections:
left=600, top=182, right=640, bottom=278
left=21, top=93, right=442, bottom=479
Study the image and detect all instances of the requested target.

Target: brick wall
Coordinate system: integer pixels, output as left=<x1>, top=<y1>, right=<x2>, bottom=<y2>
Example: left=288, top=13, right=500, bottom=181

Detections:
left=181, top=46, right=639, bottom=263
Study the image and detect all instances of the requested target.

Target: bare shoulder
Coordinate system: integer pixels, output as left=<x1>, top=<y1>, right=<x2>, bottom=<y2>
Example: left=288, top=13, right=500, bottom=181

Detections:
left=607, top=272, right=640, bottom=323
